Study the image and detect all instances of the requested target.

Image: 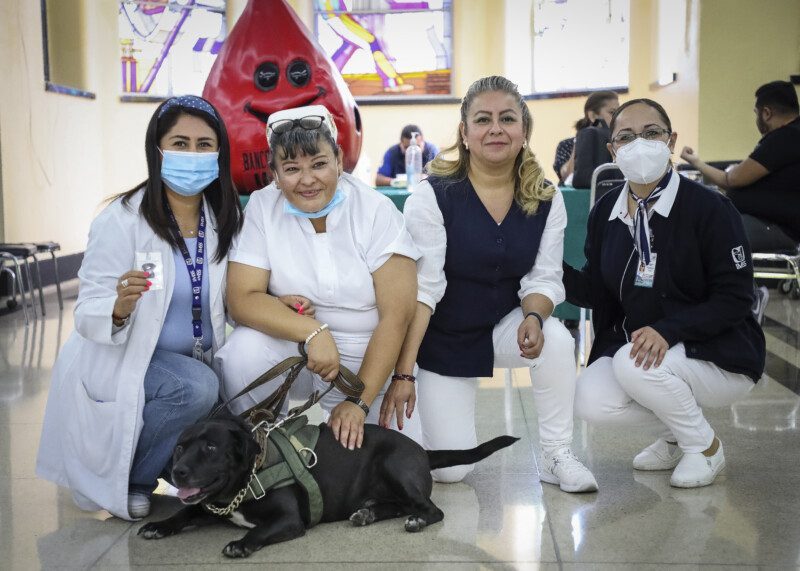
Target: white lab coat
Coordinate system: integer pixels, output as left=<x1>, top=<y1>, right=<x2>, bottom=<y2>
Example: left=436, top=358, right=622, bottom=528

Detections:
left=35, top=190, right=228, bottom=520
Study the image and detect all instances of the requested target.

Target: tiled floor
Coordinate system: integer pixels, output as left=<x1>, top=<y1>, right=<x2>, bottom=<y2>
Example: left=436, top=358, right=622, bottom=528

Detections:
left=2, top=281, right=800, bottom=570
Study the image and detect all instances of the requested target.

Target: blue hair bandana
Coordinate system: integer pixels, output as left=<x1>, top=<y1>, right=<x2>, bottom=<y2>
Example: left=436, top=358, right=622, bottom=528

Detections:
left=158, top=95, right=218, bottom=122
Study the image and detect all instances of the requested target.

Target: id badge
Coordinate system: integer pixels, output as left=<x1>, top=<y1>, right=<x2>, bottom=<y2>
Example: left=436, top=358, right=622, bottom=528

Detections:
left=634, top=253, right=657, bottom=288
left=135, top=251, right=164, bottom=290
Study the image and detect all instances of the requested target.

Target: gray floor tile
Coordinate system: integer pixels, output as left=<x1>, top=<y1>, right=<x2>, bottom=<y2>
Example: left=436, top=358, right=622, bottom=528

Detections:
left=3, top=283, right=800, bottom=569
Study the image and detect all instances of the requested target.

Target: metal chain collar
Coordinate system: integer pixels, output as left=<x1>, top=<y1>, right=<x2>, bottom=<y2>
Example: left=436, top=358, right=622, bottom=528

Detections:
left=202, top=427, right=270, bottom=516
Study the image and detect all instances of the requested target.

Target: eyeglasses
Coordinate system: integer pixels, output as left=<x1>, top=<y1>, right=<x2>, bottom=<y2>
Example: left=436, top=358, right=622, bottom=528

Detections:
left=269, top=115, right=325, bottom=135
left=611, top=127, right=671, bottom=147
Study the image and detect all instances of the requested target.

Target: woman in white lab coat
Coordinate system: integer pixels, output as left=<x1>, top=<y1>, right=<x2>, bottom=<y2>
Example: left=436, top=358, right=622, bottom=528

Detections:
left=36, top=96, right=243, bottom=520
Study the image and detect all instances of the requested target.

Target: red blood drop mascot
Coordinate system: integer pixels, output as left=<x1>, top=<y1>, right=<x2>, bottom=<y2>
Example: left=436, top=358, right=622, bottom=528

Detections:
left=203, top=0, right=362, bottom=193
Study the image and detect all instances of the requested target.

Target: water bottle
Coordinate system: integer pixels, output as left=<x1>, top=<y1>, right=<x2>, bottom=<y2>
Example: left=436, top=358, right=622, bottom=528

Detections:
left=405, top=132, right=423, bottom=191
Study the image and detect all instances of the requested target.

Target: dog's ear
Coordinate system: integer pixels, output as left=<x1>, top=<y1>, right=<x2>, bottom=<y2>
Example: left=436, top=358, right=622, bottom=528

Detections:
left=227, top=423, right=261, bottom=466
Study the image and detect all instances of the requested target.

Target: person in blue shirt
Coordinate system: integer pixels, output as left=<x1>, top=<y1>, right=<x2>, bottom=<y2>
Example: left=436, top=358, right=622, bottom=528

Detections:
left=565, top=98, right=765, bottom=489
left=384, top=76, right=598, bottom=493
left=375, top=124, right=439, bottom=186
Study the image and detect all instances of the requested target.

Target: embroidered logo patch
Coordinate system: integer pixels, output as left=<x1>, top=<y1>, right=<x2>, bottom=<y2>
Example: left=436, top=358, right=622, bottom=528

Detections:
left=731, top=245, right=747, bottom=269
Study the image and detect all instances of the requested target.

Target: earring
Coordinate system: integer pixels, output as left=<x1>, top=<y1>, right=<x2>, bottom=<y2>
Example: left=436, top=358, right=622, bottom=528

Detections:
left=464, top=142, right=469, bottom=150
left=522, top=140, right=528, bottom=149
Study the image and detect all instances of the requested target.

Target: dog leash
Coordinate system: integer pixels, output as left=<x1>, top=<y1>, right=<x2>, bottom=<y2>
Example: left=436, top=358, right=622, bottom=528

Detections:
left=210, top=342, right=365, bottom=425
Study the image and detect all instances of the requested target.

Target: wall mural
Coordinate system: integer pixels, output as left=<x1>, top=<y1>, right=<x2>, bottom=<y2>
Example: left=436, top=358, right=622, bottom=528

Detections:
left=118, top=0, right=226, bottom=97
left=314, top=0, right=453, bottom=98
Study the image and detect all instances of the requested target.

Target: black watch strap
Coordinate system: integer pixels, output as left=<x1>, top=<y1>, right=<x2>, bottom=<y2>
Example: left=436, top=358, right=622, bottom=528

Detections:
left=345, top=396, right=369, bottom=416
left=525, top=311, right=544, bottom=330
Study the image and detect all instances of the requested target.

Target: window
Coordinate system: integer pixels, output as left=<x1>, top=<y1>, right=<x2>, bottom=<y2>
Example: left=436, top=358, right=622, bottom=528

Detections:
left=313, top=0, right=453, bottom=100
left=530, top=0, right=630, bottom=94
left=655, top=0, right=686, bottom=86
left=118, top=0, right=226, bottom=99
left=41, top=0, right=95, bottom=98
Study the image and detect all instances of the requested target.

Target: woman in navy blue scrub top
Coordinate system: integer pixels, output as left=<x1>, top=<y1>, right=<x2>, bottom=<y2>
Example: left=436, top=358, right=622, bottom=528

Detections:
left=381, top=76, right=598, bottom=493
left=564, top=99, right=765, bottom=489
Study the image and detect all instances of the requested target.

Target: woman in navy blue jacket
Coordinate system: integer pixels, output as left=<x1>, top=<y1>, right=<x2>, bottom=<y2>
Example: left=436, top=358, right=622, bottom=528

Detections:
left=381, top=76, right=597, bottom=493
left=564, top=99, right=765, bottom=488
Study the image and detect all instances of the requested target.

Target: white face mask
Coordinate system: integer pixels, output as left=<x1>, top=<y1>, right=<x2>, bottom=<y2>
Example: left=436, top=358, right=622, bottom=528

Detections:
left=614, top=138, right=671, bottom=184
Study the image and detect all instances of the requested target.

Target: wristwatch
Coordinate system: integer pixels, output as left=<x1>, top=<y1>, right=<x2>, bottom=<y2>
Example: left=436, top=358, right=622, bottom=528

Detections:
left=345, top=396, right=369, bottom=416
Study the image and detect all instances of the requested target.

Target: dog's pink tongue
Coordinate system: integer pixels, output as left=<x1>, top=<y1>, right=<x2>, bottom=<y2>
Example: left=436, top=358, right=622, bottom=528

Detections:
left=177, top=487, right=201, bottom=500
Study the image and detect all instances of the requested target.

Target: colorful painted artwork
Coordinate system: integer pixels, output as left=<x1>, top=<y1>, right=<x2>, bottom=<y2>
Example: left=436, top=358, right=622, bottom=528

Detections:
left=118, top=0, right=226, bottom=97
left=314, top=0, right=453, bottom=98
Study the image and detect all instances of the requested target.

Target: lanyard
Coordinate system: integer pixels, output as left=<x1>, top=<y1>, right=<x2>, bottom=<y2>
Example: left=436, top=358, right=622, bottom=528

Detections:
left=629, top=170, right=672, bottom=266
left=165, top=202, right=206, bottom=361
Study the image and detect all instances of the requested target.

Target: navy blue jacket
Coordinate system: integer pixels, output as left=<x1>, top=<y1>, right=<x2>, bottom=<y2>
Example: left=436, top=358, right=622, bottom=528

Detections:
left=418, top=176, right=552, bottom=377
left=563, top=175, right=765, bottom=381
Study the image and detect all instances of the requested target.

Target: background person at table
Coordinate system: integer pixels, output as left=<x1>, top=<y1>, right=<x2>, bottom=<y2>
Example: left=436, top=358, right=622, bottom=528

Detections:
left=36, top=95, right=243, bottom=520
left=553, top=91, right=619, bottom=186
left=680, top=80, right=800, bottom=252
left=216, top=105, right=422, bottom=450
left=565, top=98, right=765, bottom=488
left=382, top=75, right=597, bottom=492
left=375, top=124, right=439, bottom=186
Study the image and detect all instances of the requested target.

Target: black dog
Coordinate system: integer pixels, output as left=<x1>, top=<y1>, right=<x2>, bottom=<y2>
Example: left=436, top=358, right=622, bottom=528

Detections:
left=139, top=413, right=517, bottom=558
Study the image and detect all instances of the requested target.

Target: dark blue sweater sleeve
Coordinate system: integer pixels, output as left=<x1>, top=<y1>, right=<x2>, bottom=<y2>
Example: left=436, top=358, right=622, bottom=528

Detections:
left=651, top=199, right=755, bottom=345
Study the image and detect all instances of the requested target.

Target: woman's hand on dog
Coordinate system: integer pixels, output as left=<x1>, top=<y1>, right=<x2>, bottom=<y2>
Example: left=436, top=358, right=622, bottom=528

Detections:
left=329, top=401, right=365, bottom=449
left=379, top=380, right=416, bottom=431
left=305, top=329, right=340, bottom=381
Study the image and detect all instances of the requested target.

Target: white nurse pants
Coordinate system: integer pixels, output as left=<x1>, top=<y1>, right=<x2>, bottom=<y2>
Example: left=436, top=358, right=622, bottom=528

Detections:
left=215, top=326, right=422, bottom=443
left=416, top=308, right=577, bottom=483
left=574, top=343, right=754, bottom=453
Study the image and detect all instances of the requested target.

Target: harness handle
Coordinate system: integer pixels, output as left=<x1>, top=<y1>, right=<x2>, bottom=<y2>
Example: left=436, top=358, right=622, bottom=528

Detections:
left=210, top=342, right=365, bottom=422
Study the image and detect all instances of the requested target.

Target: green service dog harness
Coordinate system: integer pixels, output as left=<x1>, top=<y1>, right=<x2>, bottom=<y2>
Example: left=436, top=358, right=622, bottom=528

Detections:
left=203, top=416, right=323, bottom=526
left=204, top=343, right=365, bottom=526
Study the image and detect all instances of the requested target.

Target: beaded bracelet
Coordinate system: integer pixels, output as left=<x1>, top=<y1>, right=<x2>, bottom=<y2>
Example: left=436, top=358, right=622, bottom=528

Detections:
left=304, top=323, right=329, bottom=346
left=391, top=373, right=416, bottom=383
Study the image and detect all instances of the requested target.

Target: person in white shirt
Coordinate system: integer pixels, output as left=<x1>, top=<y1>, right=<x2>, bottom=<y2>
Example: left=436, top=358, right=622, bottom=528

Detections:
left=215, top=105, right=421, bottom=449
left=380, top=76, right=598, bottom=492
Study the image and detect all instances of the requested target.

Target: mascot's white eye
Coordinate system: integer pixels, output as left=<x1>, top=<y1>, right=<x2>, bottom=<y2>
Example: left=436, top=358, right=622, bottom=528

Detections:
left=206, top=442, right=217, bottom=452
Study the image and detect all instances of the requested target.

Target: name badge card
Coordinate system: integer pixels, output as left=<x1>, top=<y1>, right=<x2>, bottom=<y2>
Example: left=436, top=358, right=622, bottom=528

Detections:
left=136, top=251, right=164, bottom=290
left=634, top=253, right=657, bottom=288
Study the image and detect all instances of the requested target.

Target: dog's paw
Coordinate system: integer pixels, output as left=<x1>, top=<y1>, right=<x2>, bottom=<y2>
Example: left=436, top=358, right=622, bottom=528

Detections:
left=404, top=515, right=428, bottom=533
left=138, top=522, right=175, bottom=540
left=349, top=508, right=375, bottom=527
left=223, top=540, right=254, bottom=558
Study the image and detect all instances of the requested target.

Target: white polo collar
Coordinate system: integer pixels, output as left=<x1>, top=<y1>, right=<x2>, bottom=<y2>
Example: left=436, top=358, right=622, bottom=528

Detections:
left=608, top=168, right=680, bottom=225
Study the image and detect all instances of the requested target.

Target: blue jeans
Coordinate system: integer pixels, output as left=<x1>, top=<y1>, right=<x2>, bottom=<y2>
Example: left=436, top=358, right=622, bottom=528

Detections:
left=129, top=349, right=219, bottom=494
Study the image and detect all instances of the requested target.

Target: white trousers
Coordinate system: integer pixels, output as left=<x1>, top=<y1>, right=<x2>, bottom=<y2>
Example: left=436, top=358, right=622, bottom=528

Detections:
left=416, top=308, right=577, bottom=483
left=574, top=343, right=754, bottom=453
left=214, top=326, right=422, bottom=442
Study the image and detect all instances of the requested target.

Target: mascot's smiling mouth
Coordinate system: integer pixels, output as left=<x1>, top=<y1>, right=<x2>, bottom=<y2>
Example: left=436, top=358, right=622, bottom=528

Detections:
left=244, top=86, right=327, bottom=125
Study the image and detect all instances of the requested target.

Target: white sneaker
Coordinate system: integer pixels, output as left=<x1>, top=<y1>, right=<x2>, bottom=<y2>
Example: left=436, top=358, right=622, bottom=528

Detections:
left=670, top=441, right=725, bottom=488
left=633, top=439, right=683, bottom=470
left=128, top=493, right=151, bottom=519
left=540, top=447, right=598, bottom=493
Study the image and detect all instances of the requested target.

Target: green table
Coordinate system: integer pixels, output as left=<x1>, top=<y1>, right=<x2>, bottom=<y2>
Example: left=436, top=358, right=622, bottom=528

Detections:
left=375, top=186, right=411, bottom=211
left=553, top=186, right=590, bottom=321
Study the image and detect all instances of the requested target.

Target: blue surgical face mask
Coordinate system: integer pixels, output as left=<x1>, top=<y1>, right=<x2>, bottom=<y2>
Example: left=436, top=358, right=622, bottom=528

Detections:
left=160, top=150, right=220, bottom=196
left=283, top=188, right=346, bottom=219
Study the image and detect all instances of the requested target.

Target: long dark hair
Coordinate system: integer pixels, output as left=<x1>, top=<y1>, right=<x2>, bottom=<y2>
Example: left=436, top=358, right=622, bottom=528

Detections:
left=116, top=97, right=243, bottom=263
left=574, top=90, right=619, bottom=131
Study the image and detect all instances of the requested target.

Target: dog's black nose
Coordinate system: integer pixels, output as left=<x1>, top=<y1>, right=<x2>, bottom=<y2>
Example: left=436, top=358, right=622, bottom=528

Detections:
left=172, top=465, right=189, bottom=482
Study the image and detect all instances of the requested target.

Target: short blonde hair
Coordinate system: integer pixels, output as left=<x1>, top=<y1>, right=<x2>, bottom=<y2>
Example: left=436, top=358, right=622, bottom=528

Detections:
left=428, top=75, right=554, bottom=215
